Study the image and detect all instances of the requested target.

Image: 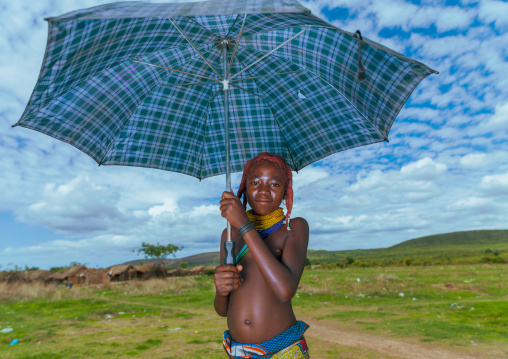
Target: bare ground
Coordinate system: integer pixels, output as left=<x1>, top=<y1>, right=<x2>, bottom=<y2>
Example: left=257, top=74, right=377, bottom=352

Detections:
left=305, top=318, right=505, bottom=359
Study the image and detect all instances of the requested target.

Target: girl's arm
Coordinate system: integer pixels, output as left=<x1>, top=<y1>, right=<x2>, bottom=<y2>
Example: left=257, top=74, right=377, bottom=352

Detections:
left=214, top=229, right=243, bottom=316
left=242, top=217, right=309, bottom=302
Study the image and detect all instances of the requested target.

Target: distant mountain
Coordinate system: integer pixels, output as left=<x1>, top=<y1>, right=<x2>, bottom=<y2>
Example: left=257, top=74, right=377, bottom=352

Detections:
left=389, top=230, right=508, bottom=249
left=121, top=252, right=219, bottom=268
left=117, top=230, right=508, bottom=268
left=306, top=229, right=508, bottom=265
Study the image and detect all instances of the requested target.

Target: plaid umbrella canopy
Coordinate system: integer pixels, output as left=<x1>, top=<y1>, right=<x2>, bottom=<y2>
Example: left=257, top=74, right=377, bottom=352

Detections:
left=14, top=0, right=437, bottom=181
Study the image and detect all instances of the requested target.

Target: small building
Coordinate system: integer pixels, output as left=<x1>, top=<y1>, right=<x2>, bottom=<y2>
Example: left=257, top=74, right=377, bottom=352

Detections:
left=129, top=263, right=165, bottom=280
left=108, top=264, right=133, bottom=282
left=190, top=266, right=206, bottom=276
left=77, top=268, right=110, bottom=286
left=27, top=269, right=52, bottom=283
left=50, top=265, right=87, bottom=285
left=167, top=268, right=191, bottom=277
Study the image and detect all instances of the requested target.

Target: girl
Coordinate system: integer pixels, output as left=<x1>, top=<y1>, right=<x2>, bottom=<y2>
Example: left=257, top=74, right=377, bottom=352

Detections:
left=215, top=152, right=310, bottom=358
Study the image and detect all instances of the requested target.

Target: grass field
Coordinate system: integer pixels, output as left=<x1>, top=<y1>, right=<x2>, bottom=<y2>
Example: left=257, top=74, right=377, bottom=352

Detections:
left=1, top=264, right=507, bottom=359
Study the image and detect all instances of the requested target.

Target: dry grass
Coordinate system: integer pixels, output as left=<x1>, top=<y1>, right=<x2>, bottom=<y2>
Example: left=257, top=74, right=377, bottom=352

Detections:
left=0, top=276, right=205, bottom=303
left=117, top=277, right=198, bottom=296
left=0, top=281, right=96, bottom=301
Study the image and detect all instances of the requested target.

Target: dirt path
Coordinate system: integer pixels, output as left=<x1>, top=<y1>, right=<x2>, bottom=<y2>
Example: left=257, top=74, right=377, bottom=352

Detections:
left=305, top=319, right=494, bottom=359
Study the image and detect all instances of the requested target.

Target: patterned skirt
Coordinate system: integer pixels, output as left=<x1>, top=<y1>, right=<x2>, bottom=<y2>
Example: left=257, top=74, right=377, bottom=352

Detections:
left=223, top=321, right=310, bottom=358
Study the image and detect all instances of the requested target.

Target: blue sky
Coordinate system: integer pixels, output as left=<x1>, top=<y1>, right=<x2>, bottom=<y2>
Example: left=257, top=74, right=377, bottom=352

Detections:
left=1, top=0, right=507, bottom=270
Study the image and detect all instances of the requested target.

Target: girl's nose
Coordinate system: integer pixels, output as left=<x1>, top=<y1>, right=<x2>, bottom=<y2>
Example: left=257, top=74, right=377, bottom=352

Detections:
left=259, top=184, right=270, bottom=193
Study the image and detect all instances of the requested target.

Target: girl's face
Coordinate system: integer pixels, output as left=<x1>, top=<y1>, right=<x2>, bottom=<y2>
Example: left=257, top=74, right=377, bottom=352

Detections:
left=245, top=161, right=286, bottom=216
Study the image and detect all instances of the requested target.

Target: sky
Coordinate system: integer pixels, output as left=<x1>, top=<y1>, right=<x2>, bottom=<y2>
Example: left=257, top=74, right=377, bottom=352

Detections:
left=1, top=0, right=507, bottom=270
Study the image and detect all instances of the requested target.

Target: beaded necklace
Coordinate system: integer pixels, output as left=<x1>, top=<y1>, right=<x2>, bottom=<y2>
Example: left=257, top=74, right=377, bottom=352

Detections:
left=236, top=208, right=285, bottom=263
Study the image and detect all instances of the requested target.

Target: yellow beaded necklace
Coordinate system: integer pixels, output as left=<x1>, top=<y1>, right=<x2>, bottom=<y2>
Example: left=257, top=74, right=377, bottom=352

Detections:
left=246, top=208, right=285, bottom=232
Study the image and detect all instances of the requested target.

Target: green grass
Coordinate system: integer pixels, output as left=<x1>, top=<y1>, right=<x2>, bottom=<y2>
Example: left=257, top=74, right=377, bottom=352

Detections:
left=1, top=264, right=507, bottom=358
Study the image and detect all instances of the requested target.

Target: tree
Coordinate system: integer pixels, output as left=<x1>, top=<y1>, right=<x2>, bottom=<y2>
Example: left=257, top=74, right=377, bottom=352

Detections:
left=132, top=242, right=183, bottom=268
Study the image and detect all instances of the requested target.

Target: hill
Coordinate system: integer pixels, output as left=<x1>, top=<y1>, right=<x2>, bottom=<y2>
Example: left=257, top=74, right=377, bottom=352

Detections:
left=122, top=251, right=219, bottom=268
left=390, top=229, right=508, bottom=249
left=307, top=229, right=508, bottom=266
left=119, top=230, right=508, bottom=268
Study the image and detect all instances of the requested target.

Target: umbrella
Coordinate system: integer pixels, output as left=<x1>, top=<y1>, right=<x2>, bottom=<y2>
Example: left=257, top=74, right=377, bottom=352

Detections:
left=13, top=0, right=437, bottom=263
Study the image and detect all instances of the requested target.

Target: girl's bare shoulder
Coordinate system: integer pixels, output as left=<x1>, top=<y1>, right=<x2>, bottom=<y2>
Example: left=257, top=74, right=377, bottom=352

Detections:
left=289, top=217, right=309, bottom=232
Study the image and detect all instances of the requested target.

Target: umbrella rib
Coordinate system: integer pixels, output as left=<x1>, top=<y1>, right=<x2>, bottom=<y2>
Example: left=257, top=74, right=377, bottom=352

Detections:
left=168, top=18, right=224, bottom=81
left=133, top=59, right=221, bottom=83
left=242, top=25, right=333, bottom=38
left=198, top=88, right=221, bottom=180
left=230, top=70, right=304, bottom=83
left=226, top=14, right=247, bottom=79
left=230, top=26, right=309, bottom=81
left=303, top=67, right=388, bottom=141
left=226, top=15, right=241, bottom=38
left=185, top=16, right=220, bottom=38
left=158, top=82, right=220, bottom=87
left=209, top=87, right=222, bottom=102
left=232, top=54, right=298, bottom=171
left=229, top=83, right=264, bottom=99
left=248, top=47, right=404, bottom=120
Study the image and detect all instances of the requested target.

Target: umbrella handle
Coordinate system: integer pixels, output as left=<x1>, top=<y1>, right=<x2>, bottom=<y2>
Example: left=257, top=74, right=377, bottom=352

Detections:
left=224, top=189, right=236, bottom=265
left=224, top=241, right=236, bottom=265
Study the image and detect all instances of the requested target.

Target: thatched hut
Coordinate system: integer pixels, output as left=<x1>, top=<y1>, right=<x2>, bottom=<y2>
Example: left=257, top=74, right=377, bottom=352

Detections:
left=129, top=263, right=165, bottom=280
left=50, top=265, right=87, bottom=285
left=167, top=268, right=191, bottom=277
left=2, top=271, right=25, bottom=283
left=108, top=264, right=133, bottom=282
left=190, top=266, right=206, bottom=276
left=27, top=269, right=52, bottom=283
left=76, top=268, right=110, bottom=286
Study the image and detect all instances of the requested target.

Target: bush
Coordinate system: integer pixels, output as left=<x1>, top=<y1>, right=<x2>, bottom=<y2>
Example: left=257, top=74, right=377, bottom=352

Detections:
left=180, top=262, right=188, bottom=269
left=205, top=269, right=215, bottom=276
left=491, top=256, right=505, bottom=264
left=353, top=260, right=368, bottom=267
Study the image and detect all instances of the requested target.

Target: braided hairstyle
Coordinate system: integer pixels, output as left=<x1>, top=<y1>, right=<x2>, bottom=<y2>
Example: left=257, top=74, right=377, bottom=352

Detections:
left=237, top=152, right=293, bottom=228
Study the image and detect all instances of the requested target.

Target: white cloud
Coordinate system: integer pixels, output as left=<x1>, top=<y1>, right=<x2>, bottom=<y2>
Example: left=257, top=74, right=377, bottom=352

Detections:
left=400, top=157, right=447, bottom=179
left=19, top=176, right=133, bottom=234
left=460, top=151, right=508, bottom=169
left=148, top=200, right=178, bottom=217
left=478, top=172, right=508, bottom=196
left=483, top=102, right=508, bottom=129
left=478, top=0, right=508, bottom=29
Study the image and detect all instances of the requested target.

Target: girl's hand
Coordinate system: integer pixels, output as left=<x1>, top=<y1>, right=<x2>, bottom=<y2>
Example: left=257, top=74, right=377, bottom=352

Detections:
left=219, top=191, right=249, bottom=228
left=214, top=264, right=243, bottom=296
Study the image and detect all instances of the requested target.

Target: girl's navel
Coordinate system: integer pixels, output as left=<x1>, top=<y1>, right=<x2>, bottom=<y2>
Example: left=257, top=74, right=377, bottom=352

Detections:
left=244, top=319, right=251, bottom=325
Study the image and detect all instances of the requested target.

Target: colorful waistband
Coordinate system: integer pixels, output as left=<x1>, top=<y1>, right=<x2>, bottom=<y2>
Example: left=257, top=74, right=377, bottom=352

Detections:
left=223, top=321, right=309, bottom=359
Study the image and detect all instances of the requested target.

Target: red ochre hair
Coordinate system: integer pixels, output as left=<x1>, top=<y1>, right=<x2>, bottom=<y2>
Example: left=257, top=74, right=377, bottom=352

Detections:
left=237, top=152, right=293, bottom=226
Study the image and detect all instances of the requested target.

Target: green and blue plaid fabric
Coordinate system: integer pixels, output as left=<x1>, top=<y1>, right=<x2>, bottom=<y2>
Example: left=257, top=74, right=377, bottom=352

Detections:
left=16, top=0, right=437, bottom=179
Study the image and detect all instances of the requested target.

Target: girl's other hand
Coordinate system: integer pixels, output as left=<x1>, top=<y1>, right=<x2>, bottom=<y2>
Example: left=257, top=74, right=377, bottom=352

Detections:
left=214, top=264, right=243, bottom=296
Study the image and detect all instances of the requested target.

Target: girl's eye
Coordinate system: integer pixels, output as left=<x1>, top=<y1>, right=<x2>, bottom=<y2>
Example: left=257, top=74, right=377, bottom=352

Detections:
left=250, top=181, right=258, bottom=185
left=271, top=183, right=279, bottom=187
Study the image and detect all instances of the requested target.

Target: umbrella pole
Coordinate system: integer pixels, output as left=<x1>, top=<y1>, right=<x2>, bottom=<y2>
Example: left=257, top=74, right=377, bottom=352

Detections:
left=222, top=41, right=236, bottom=265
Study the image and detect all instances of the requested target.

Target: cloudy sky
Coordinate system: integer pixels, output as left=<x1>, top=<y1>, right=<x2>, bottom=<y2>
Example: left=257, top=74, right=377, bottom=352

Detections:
left=1, top=0, right=507, bottom=270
